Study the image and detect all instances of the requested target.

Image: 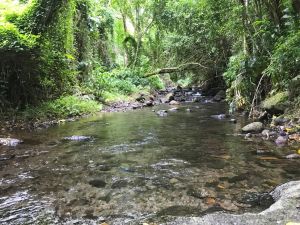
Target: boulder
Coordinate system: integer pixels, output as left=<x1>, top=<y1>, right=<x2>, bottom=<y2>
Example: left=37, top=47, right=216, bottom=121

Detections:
left=242, top=122, right=264, bottom=133
left=261, top=92, right=289, bottom=115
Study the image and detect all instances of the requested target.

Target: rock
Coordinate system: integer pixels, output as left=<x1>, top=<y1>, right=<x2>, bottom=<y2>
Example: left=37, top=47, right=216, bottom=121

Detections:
left=88, top=179, right=106, bottom=188
left=213, top=90, right=226, bottom=102
left=136, top=94, right=145, bottom=103
left=261, top=129, right=270, bottom=137
left=261, top=92, right=289, bottom=115
left=187, top=188, right=216, bottom=199
left=166, top=92, right=175, bottom=101
left=275, top=133, right=289, bottom=146
left=286, top=154, right=300, bottom=159
left=111, top=180, right=128, bottom=189
left=63, top=136, right=91, bottom=141
left=229, top=119, right=237, bottom=123
left=242, top=122, right=264, bottom=133
left=132, top=104, right=141, bottom=109
left=218, top=200, right=239, bottom=211
left=169, top=100, right=180, bottom=105
left=0, top=138, right=23, bottom=146
left=272, top=117, right=290, bottom=126
left=160, top=98, right=168, bottom=104
left=168, top=107, right=178, bottom=112
left=166, top=181, right=300, bottom=225
left=239, top=192, right=274, bottom=208
left=145, top=101, right=154, bottom=107
left=156, top=110, right=168, bottom=117
left=289, top=133, right=300, bottom=142
left=211, top=114, right=228, bottom=120
left=169, top=178, right=179, bottom=184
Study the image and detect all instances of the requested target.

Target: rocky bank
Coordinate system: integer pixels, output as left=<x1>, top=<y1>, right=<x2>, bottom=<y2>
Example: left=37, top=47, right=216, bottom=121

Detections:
left=166, top=181, right=300, bottom=225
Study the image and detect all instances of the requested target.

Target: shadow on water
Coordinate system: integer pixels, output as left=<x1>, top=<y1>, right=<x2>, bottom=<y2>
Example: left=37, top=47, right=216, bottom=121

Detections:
left=0, top=101, right=300, bottom=224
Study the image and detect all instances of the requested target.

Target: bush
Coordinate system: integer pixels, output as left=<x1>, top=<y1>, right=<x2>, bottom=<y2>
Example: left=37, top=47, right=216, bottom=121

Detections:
left=85, top=66, right=164, bottom=100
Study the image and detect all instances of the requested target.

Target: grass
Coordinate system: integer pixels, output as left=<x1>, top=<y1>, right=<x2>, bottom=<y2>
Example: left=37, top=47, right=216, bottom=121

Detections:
left=22, top=95, right=102, bottom=120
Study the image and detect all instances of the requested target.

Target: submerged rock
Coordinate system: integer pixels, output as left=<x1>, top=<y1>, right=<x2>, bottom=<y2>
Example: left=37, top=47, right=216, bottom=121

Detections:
left=242, top=122, right=264, bottom=133
left=0, top=138, right=23, bottom=146
left=63, top=136, right=91, bottom=141
left=156, top=110, right=168, bottom=117
left=88, top=179, right=106, bottom=188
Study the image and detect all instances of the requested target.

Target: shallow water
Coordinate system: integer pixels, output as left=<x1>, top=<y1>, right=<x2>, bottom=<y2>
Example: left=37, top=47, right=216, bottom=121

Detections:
left=1, top=102, right=300, bottom=224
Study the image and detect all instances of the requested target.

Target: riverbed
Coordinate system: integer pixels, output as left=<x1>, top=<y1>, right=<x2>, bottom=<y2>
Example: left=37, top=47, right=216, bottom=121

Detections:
left=1, top=101, right=300, bottom=224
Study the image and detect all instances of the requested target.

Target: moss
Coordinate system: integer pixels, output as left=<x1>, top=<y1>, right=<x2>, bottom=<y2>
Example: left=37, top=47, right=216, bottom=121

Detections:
left=261, top=91, right=289, bottom=110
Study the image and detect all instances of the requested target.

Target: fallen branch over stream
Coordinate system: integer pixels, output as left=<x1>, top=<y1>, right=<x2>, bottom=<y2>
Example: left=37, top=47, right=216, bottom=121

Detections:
left=144, top=62, right=209, bottom=78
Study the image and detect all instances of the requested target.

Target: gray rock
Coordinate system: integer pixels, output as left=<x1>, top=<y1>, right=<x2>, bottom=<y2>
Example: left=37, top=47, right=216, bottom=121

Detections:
left=168, top=107, right=178, bottom=112
left=144, top=100, right=154, bottom=107
left=169, top=100, right=180, bottom=105
left=166, top=181, right=300, bottom=225
left=0, top=138, right=23, bottom=146
left=286, top=154, right=300, bottom=159
left=275, top=135, right=289, bottom=145
left=272, top=117, right=290, bottom=126
left=242, top=122, right=264, bottom=133
left=156, top=110, right=168, bottom=117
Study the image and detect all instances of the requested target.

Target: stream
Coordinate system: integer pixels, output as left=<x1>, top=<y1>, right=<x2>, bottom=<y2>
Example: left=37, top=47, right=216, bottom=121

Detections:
left=1, top=101, right=300, bottom=224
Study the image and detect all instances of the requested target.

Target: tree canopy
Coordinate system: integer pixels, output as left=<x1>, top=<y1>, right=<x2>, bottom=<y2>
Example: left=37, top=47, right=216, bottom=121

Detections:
left=0, top=0, right=299, bottom=114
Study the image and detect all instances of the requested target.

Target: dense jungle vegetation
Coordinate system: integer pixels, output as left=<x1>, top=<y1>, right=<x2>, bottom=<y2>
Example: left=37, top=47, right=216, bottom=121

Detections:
left=0, top=0, right=299, bottom=119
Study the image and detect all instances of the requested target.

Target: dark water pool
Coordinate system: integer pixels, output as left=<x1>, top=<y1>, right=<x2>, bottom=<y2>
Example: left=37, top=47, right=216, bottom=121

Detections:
left=1, top=102, right=300, bottom=224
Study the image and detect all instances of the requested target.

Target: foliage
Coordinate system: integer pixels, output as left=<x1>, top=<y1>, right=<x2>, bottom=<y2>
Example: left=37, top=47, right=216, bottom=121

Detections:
left=0, top=22, right=38, bottom=51
left=1, top=0, right=300, bottom=118
left=264, top=31, right=300, bottom=89
left=23, top=95, right=101, bottom=119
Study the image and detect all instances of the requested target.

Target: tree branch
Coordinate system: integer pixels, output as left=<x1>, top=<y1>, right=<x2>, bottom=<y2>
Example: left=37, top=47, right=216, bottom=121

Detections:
left=144, top=62, right=209, bottom=77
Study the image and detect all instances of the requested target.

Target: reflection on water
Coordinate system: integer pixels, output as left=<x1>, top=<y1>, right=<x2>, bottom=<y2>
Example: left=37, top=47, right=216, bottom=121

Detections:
left=0, top=102, right=300, bottom=224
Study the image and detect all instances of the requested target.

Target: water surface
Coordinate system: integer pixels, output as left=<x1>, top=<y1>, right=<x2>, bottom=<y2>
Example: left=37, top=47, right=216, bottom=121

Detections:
left=1, top=102, right=300, bottom=224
